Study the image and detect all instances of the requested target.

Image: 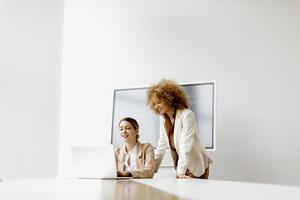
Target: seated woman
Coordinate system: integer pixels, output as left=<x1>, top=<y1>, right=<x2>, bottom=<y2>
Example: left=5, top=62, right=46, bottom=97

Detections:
left=115, top=117, right=156, bottom=178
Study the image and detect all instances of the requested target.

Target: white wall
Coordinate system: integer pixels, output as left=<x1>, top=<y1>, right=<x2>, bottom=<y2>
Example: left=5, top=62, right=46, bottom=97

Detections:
left=0, top=0, right=63, bottom=180
left=59, top=0, right=300, bottom=185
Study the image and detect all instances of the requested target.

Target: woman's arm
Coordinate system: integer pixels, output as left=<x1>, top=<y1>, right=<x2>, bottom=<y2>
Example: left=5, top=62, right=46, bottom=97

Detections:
left=154, top=118, right=168, bottom=172
left=130, top=144, right=156, bottom=178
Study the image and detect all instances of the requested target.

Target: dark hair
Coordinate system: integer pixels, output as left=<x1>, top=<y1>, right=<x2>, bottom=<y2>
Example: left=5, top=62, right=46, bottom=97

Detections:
left=119, top=117, right=140, bottom=140
left=146, top=79, right=189, bottom=114
left=119, top=117, right=139, bottom=129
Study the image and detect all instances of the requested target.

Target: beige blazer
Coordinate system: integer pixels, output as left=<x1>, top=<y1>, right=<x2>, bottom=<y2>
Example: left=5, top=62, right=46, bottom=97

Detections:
left=155, top=108, right=212, bottom=177
left=115, top=142, right=156, bottom=178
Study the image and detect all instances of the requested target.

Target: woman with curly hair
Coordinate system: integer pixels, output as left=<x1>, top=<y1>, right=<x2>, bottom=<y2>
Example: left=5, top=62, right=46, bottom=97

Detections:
left=146, top=79, right=212, bottom=179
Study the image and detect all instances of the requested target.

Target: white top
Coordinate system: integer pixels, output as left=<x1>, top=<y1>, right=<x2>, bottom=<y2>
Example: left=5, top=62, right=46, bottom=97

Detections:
left=123, top=145, right=137, bottom=172
left=155, top=108, right=212, bottom=176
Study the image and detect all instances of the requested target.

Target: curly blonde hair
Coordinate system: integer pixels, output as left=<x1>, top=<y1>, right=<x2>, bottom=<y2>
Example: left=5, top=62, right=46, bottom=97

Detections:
left=146, top=79, right=189, bottom=114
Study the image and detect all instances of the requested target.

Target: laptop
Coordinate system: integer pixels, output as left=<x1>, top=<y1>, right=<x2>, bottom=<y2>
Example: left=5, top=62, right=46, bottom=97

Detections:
left=71, top=144, right=131, bottom=180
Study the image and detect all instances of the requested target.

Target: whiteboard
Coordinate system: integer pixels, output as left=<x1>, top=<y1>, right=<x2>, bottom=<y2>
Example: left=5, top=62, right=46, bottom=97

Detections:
left=111, top=82, right=216, bottom=166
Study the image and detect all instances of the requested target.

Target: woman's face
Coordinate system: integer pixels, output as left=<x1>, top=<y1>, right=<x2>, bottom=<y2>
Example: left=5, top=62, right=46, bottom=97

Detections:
left=151, top=95, right=171, bottom=115
left=119, top=120, right=138, bottom=143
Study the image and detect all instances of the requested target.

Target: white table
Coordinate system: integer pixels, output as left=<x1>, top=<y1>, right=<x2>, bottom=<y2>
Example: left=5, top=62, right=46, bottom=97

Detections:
left=0, top=178, right=299, bottom=200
